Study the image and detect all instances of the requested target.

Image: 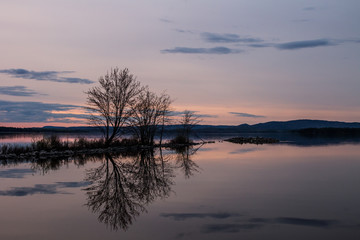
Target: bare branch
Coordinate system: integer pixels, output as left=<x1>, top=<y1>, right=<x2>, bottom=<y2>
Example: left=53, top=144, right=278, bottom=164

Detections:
left=85, top=68, right=143, bottom=145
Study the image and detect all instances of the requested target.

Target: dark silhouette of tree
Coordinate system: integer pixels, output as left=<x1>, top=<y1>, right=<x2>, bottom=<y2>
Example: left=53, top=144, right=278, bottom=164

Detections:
left=129, top=89, right=172, bottom=145
left=86, top=68, right=143, bottom=145
left=177, top=110, right=201, bottom=143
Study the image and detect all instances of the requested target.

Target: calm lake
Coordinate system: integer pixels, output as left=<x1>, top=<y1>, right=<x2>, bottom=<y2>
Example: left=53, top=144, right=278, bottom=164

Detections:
left=1, top=136, right=360, bottom=239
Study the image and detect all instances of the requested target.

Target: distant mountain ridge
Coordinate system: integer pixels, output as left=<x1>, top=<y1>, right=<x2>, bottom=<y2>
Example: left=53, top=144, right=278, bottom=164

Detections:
left=192, top=119, right=360, bottom=133
left=1, top=119, right=360, bottom=133
left=237, top=119, right=360, bottom=131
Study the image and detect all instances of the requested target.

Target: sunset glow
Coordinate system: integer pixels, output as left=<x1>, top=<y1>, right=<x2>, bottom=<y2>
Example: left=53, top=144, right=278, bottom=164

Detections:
left=1, top=0, right=359, bottom=127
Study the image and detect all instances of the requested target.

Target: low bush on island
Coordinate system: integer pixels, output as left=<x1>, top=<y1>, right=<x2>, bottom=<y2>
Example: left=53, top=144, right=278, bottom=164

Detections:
left=224, top=137, right=279, bottom=144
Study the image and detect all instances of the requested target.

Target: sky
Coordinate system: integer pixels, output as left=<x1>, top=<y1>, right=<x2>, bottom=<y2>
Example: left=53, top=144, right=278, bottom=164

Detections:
left=0, top=0, right=359, bottom=127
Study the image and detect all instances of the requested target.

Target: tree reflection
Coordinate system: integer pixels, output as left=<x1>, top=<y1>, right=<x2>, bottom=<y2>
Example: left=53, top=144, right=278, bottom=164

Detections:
left=84, top=149, right=175, bottom=231
left=131, top=150, right=174, bottom=204
left=84, top=153, right=140, bottom=230
left=0, top=145, right=202, bottom=231
left=174, top=145, right=201, bottom=179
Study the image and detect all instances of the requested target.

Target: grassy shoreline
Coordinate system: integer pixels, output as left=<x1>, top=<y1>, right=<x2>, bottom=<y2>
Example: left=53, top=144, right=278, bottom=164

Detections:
left=0, top=135, right=206, bottom=160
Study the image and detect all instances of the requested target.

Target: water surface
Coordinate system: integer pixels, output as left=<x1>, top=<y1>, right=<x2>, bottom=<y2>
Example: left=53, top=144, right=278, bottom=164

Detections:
left=0, top=141, right=360, bottom=239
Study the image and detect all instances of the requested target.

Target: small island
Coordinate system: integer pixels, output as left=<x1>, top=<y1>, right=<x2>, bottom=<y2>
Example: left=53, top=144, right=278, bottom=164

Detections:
left=224, top=137, right=280, bottom=144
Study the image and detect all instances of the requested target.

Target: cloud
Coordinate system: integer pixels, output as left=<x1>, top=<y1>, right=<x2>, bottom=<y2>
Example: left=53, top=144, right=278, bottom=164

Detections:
left=303, top=7, right=316, bottom=11
left=174, top=29, right=194, bottom=34
left=275, top=39, right=335, bottom=50
left=0, top=100, right=87, bottom=123
left=247, top=43, right=274, bottom=48
left=195, top=114, right=218, bottom=118
left=229, top=112, right=265, bottom=118
left=160, top=213, right=239, bottom=221
left=249, top=39, right=341, bottom=50
left=0, top=169, right=34, bottom=178
left=160, top=18, right=173, bottom=23
left=0, top=69, right=94, bottom=84
left=170, top=110, right=217, bottom=119
left=161, top=47, right=242, bottom=54
left=201, top=32, right=263, bottom=43
left=0, top=86, right=44, bottom=97
left=0, top=181, right=91, bottom=196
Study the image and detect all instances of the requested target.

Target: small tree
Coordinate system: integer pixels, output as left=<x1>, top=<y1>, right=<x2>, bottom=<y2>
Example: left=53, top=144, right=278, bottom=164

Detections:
left=177, top=110, right=201, bottom=143
left=86, top=68, right=143, bottom=145
left=129, top=89, right=172, bottom=145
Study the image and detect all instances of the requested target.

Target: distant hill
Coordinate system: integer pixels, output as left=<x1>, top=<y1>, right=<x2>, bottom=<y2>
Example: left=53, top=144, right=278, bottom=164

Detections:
left=193, top=120, right=360, bottom=133
left=239, top=119, right=360, bottom=131
left=1, top=119, right=360, bottom=134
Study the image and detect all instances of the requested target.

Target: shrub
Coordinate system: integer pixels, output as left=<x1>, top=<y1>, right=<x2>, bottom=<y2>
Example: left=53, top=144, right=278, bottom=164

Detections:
left=170, top=135, right=189, bottom=144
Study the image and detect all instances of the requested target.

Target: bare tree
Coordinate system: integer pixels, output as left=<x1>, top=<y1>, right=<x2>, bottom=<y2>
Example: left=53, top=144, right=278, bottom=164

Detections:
left=86, top=68, right=143, bottom=145
left=129, top=89, right=172, bottom=145
left=178, top=110, right=201, bottom=143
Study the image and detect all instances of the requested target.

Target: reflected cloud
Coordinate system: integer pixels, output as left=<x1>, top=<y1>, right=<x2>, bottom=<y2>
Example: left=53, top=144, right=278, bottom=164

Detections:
left=162, top=209, right=350, bottom=235
left=275, top=217, right=338, bottom=228
left=161, top=212, right=240, bottom=221
left=0, top=181, right=90, bottom=196
left=0, top=184, right=60, bottom=196
left=202, top=223, right=262, bottom=233
left=229, top=147, right=259, bottom=154
left=0, top=69, right=94, bottom=84
left=56, top=181, right=91, bottom=188
left=0, top=168, right=34, bottom=178
left=249, top=216, right=339, bottom=228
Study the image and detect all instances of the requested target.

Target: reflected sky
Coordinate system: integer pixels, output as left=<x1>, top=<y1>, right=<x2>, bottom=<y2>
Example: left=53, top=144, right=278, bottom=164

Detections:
left=0, top=142, right=360, bottom=239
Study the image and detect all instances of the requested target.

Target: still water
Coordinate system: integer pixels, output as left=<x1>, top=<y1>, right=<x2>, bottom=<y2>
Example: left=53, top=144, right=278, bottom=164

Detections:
left=0, top=140, right=360, bottom=239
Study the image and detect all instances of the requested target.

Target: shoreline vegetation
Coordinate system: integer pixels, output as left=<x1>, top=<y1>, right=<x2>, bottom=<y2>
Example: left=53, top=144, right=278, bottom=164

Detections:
left=0, top=135, right=204, bottom=160
left=3, top=127, right=360, bottom=160
left=224, top=137, right=280, bottom=144
left=0, top=134, right=283, bottom=161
